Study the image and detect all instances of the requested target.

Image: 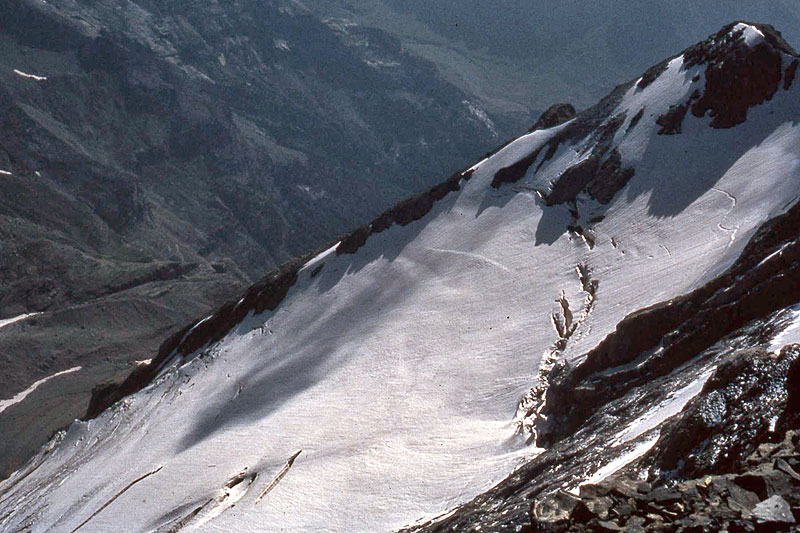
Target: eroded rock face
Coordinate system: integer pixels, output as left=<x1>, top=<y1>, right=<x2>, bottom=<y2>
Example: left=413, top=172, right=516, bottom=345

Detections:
left=649, top=346, right=799, bottom=478
left=530, top=103, right=577, bottom=132
left=491, top=89, right=635, bottom=206
left=429, top=328, right=800, bottom=533
left=688, top=23, right=794, bottom=128
left=491, top=22, right=798, bottom=212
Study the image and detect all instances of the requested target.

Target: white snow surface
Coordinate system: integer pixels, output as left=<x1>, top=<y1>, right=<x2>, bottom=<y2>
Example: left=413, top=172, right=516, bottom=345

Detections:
left=0, top=367, right=82, bottom=415
left=580, top=434, right=661, bottom=489
left=0, top=312, right=41, bottom=330
left=3, top=47, right=800, bottom=533
left=13, top=68, right=47, bottom=81
left=770, top=304, right=800, bottom=352
left=733, top=23, right=766, bottom=47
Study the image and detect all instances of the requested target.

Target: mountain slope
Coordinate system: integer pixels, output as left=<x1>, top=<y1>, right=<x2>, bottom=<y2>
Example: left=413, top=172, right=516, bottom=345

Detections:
left=2, top=22, right=800, bottom=532
left=309, top=0, right=800, bottom=119
left=0, top=0, right=502, bottom=478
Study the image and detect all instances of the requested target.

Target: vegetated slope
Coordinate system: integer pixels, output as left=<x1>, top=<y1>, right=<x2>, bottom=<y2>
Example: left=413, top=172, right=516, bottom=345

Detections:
left=310, top=0, right=800, bottom=118
left=0, top=0, right=501, bottom=478
left=3, top=22, right=800, bottom=533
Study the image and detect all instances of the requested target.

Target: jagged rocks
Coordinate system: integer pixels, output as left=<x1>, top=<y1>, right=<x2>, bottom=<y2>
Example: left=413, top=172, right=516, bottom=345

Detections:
left=532, top=490, right=582, bottom=526
left=752, top=495, right=795, bottom=528
left=528, top=431, right=800, bottom=532
left=546, top=157, right=601, bottom=206
left=494, top=23, right=799, bottom=208
left=779, top=355, right=800, bottom=431
left=691, top=31, right=786, bottom=128
left=585, top=150, right=636, bottom=204
left=649, top=346, right=799, bottom=478
left=491, top=85, right=630, bottom=191
left=530, top=104, right=577, bottom=132
left=656, top=104, right=688, bottom=135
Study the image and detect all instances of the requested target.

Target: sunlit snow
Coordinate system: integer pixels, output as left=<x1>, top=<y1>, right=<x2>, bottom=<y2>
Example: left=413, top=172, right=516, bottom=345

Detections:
left=0, top=312, right=41, bottom=330
left=13, top=69, right=47, bottom=81
left=2, top=39, right=800, bottom=533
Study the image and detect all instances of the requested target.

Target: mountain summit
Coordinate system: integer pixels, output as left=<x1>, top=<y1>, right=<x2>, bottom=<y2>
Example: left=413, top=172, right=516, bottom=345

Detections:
left=2, top=22, right=800, bottom=532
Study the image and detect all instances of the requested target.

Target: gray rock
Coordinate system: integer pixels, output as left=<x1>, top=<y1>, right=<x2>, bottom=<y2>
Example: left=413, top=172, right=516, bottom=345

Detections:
left=773, top=458, right=800, bottom=482
left=529, top=103, right=576, bottom=132
left=532, top=490, right=581, bottom=524
left=752, top=495, right=795, bottom=525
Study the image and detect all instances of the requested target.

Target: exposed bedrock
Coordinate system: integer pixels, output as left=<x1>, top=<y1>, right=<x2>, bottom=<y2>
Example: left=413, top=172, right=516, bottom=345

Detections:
left=529, top=103, right=577, bottom=132
left=529, top=346, right=800, bottom=533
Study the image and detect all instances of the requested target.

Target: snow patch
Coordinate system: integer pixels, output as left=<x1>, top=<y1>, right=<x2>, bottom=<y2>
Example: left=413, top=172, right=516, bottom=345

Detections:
left=273, top=39, right=291, bottom=52
left=463, top=100, right=498, bottom=137
left=0, top=367, right=82, bottom=415
left=13, top=69, right=47, bottom=81
left=580, top=434, right=660, bottom=488
left=770, top=304, right=800, bottom=352
left=733, top=23, right=766, bottom=47
left=365, top=59, right=401, bottom=69
left=0, top=312, right=41, bottom=330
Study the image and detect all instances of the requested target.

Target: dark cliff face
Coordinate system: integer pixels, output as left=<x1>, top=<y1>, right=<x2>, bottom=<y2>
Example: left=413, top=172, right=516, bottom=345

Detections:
left=0, top=0, right=501, bottom=478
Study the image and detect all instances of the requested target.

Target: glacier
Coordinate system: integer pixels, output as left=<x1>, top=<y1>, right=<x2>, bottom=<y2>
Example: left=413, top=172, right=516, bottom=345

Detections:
left=1, top=22, right=800, bottom=533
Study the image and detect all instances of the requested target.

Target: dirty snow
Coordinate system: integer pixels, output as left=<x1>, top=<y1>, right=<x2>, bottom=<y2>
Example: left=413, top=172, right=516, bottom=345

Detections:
left=581, top=434, right=661, bottom=488
left=612, top=368, right=715, bottom=446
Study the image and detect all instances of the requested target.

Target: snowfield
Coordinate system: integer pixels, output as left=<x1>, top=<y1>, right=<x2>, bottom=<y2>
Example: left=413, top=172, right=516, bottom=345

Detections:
left=2, top=24, right=800, bottom=533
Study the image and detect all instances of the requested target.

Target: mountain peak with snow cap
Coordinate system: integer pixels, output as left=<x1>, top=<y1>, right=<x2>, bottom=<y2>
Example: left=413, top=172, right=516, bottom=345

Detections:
left=671, top=21, right=798, bottom=129
left=488, top=20, right=799, bottom=231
